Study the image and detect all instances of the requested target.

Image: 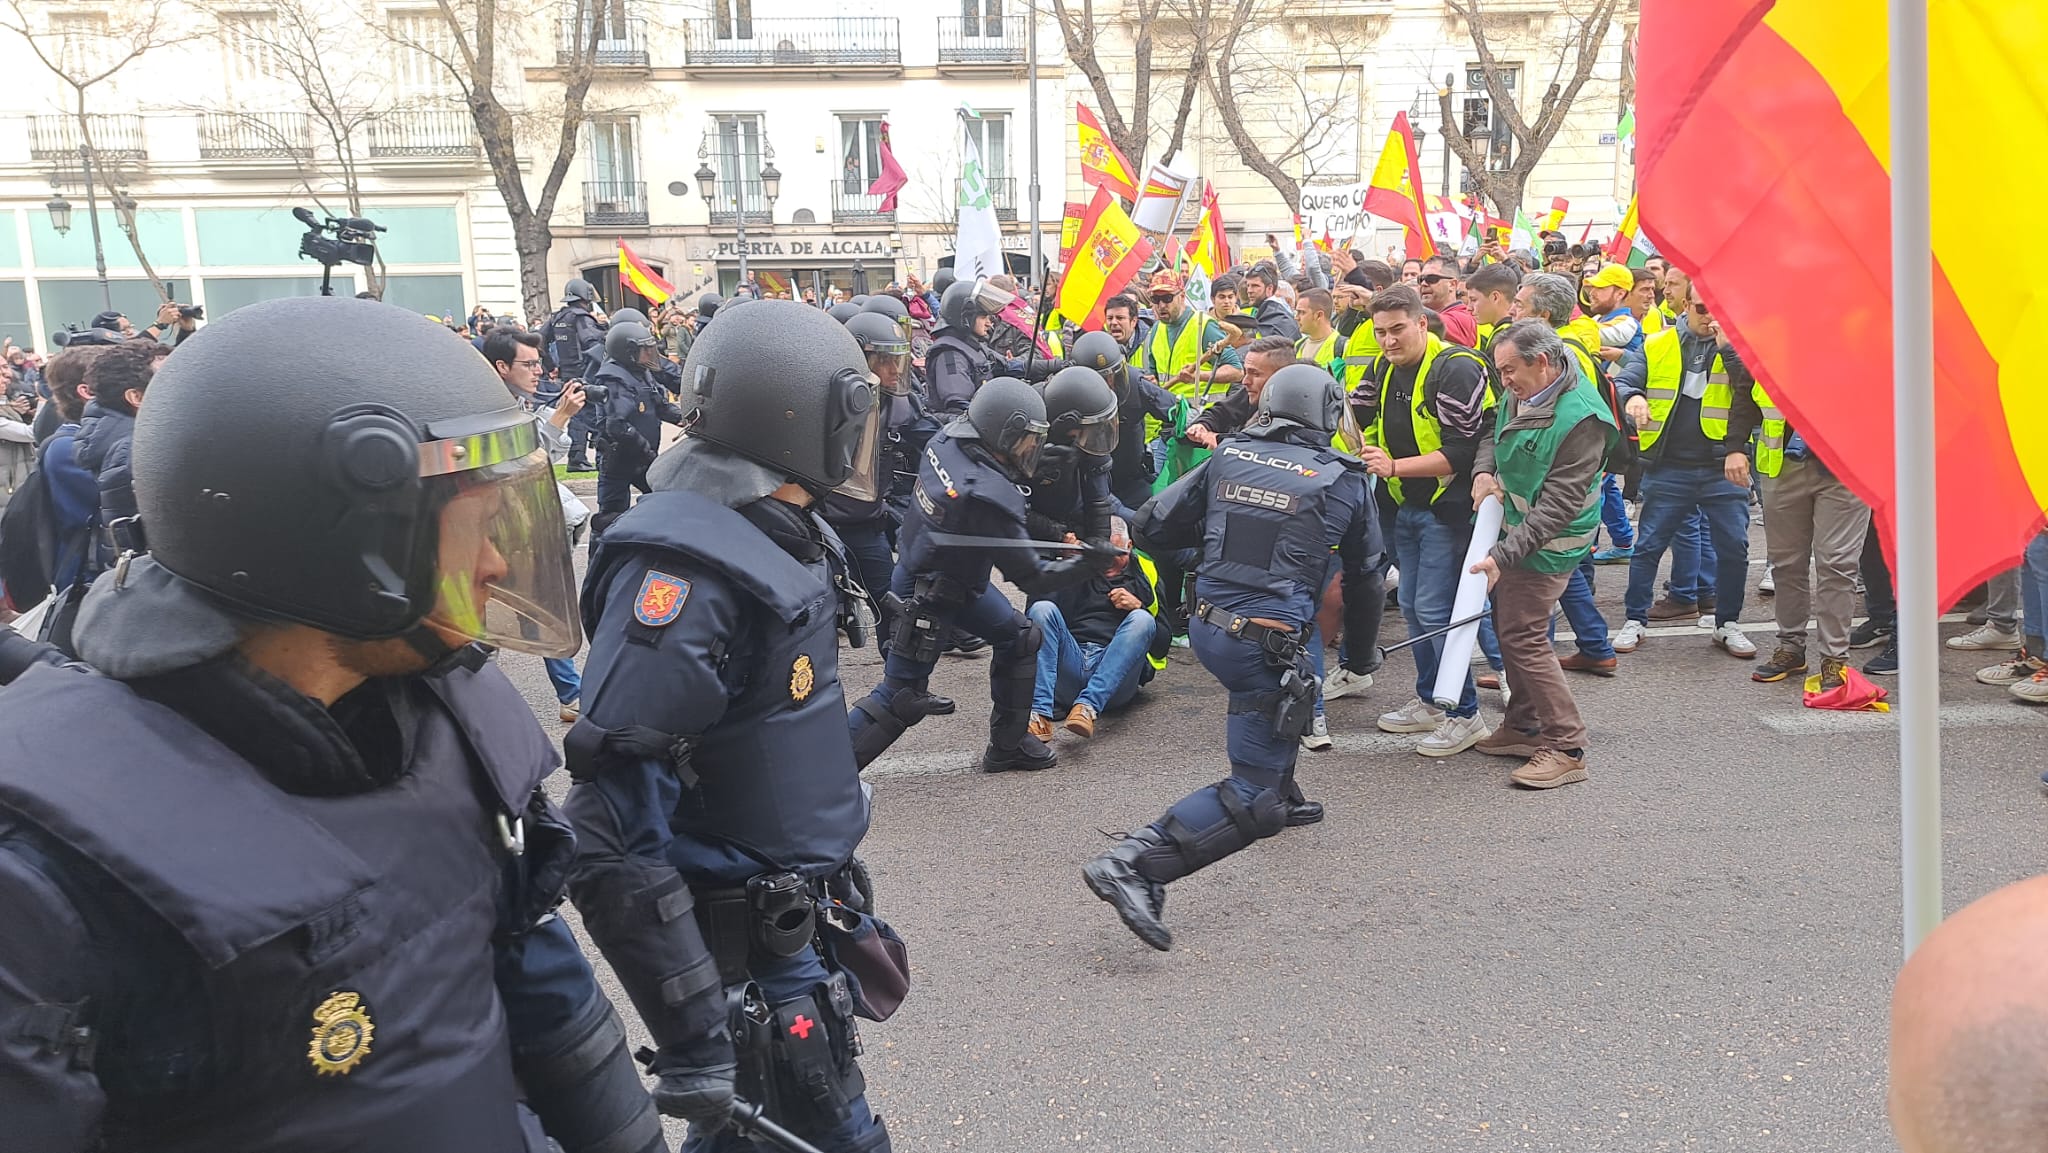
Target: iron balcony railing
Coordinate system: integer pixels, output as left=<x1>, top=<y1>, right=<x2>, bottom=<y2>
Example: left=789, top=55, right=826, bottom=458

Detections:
left=831, top=179, right=894, bottom=223
left=706, top=178, right=771, bottom=225
left=937, top=16, right=1027, bottom=64
left=28, top=114, right=145, bottom=162
left=198, top=112, right=312, bottom=159
left=682, top=18, right=899, bottom=67
left=366, top=110, right=479, bottom=158
left=559, top=15, right=649, bottom=66
left=584, top=179, right=648, bottom=226
left=960, top=175, right=1018, bottom=221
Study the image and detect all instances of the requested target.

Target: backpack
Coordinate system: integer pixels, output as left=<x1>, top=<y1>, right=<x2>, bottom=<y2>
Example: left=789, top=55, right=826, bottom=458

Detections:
left=0, top=437, right=91, bottom=614
left=1561, top=335, right=1639, bottom=474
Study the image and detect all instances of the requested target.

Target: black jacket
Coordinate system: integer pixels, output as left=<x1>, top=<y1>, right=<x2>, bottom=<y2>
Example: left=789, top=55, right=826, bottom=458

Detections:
left=1044, top=563, right=1156, bottom=648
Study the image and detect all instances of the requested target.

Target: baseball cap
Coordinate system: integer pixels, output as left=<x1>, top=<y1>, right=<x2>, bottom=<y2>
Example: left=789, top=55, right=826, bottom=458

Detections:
left=90, top=310, right=125, bottom=330
left=1584, top=263, right=1635, bottom=291
left=1146, top=269, right=1184, bottom=297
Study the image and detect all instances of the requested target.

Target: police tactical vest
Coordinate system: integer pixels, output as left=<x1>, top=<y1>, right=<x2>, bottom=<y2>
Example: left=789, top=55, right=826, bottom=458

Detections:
left=1494, top=378, right=1620, bottom=573
left=594, top=359, right=661, bottom=447
left=0, top=661, right=553, bottom=1153
left=1752, top=382, right=1788, bottom=477
left=924, top=331, right=992, bottom=413
left=1637, top=328, right=1734, bottom=453
left=895, top=430, right=1029, bottom=586
left=595, top=493, right=869, bottom=879
left=1201, top=437, right=1351, bottom=598
left=1365, top=333, right=1493, bottom=504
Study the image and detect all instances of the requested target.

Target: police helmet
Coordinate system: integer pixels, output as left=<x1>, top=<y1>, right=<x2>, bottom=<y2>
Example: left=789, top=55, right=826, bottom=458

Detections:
left=931, top=267, right=958, bottom=296
left=563, top=277, right=596, bottom=303
left=697, top=292, right=723, bottom=319
left=604, top=320, right=658, bottom=365
left=1040, top=366, right=1120, bottom=457
left=1256, top=362, right=1345, bottom=434
left=680, top=299, right=882, bottom=502
left=610, top=306, right=650, bottom=329
left=860, top=294, right=910, bottom=325
left=1069, top=330, right=1129, bottom=401
left=130, top=298, right=579, bottom=655
left=938, top=277, right=1015, bottom=332
left=956, top=376, right=1049, bottom=482
left=845, top=312, right=912, bottom=396
left=828, top=301, right=863, bottom=324
left=850, top=294, right=870, bottom=307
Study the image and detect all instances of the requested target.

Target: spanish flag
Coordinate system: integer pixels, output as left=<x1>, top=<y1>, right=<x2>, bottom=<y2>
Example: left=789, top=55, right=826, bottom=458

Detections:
left=1543, top=196, right=1569, bottom=234
left=1640, top=0, right=2048, bottom=606
left=1056, top=185, right=1154, bottom=332
left=617, top=240, right=673, bottom=305
left=1362, top=112, right=1432, bottom=259
left=1076, top=101, right=1139, bottom=203
left=1605, top=195, right=1639, bottom=262
left=1183, top=181, right=1230, bottom=277
left=1057, top=200, right=1088, bottom=267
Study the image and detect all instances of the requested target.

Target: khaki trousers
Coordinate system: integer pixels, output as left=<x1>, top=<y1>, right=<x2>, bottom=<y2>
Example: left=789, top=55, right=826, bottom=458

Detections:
left=1495, top=565, right=1588, bottom=751
left=1762, top=457, right=1871, bottom=659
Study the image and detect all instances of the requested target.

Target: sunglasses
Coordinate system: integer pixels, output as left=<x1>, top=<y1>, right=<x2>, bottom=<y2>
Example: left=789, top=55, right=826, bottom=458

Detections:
left=1417, top=274, right=1453, bottom=286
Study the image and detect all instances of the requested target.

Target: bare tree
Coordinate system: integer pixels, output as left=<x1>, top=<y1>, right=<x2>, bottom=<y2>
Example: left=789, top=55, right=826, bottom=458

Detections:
left=1049, top=0, right=1234, bottom=170
left=1200, top=0, right=1368, bottom=208
left=1439, top=0, right=1621, bottom=218
left=0, top=0, right=209, bottom=299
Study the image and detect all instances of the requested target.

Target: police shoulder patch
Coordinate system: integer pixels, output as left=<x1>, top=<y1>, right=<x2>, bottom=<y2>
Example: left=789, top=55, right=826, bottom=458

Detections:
left=790, top=654, right=816, bottom=702
left=308, top=991, right=373, bottom=1076
left=634, top=569, right=691, bottom=626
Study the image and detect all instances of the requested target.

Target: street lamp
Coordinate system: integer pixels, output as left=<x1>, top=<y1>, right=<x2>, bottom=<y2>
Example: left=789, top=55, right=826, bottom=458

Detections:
left=45, top=139, right=115, bottom=312
left=694, top=140, right=781, bottom=293
left=45, top=189, right=71, bottom=235
left=1440, top=72, right=1456, bottom=202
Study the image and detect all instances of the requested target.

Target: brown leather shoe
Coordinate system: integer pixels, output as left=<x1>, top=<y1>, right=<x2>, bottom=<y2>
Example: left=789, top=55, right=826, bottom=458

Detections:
left=1063, top=703, right=1098, bottom=739
left=1648, top=595, right=1701, bottom=621
left=1511, top=749, right=1589, bottom=789
left=1559, top=652, right=1618, bottom=677
left=1028, top=713, right=1054, bottom=743
left=1474, top=727, right=1543, bottom=758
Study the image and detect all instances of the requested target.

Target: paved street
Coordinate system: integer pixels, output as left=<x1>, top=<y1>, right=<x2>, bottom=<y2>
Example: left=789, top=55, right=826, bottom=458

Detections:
left=501, top=505, right=2046, bottom=1151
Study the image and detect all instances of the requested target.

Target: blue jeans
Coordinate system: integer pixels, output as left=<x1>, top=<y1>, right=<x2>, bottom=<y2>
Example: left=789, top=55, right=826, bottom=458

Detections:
left=543, top=657, right=581, bottom=704
left=1665, top=509, right=1718, bottom=602
left=1477, top=610, right=1503, bottom=671
left=1552, top=557, right=1615, bottom=659
left=1028, top=601, right=1152, bottom=716
left=1624, top=465, right=1751, bottom=626
left=1392, top=504, right=1478, bottom=718
left=1599, top=474, right=1635, bottom=549
left=2022, top=529, right=2048, bottom=650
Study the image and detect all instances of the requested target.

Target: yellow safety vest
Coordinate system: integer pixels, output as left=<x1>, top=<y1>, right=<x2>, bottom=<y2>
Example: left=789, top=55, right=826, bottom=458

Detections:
left=1364, top=333, right=1493, bottom=504
left=1640, top=307, right=1666, bottom=335
left=1336, top=317, right=1381, bottom=393
left=1474, top=321, right=1499, bottom=357
left=1144, top=311, right=1213, bottom=403
left=1135, top=551, right=1169, bottom=671
left=1752, top=381, right=1787, bottom=477
left=1637, top=328, right=1733, bottom=452
left=1295, top=331, right=1340, bottom=376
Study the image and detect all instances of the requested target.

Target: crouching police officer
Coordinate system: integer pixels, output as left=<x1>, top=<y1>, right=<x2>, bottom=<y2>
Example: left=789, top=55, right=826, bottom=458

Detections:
left=564, top=300, right=903, bottom=1153
left=591, top=319, right=685, bottom=538
left=1085, top=364, right=1384, bottom=951
left=1027, top=365, right=1120, bottom=545
left=0, top=298, right=665, bottom=1153
left=848, top=377, right=1118, bottom=773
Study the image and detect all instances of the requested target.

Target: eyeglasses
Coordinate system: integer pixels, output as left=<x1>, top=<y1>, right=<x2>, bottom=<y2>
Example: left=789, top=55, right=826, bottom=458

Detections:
left=513, top=358, right=543, bottom=368
left=1417, top=274, right=1454, bottom=286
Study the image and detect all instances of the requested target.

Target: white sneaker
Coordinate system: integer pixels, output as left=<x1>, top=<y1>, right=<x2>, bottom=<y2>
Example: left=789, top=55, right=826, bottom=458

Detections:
left=1416, top=712, right=1488, bottom=758
left=1947, top=623, right=2022, bottom=651
left=1713, top=622, right=1758, bottom=659
left=1322, top=667, right=1374, bottom=701
left=1612, top=619, right=1646, bottom=653
left=1698, top=613, right=1717, bottom=629
left=1385, top=565, right=1400, bottom=592
left=1759, top=570, right=1775, bottom=595
left=2012, top=669, right=2048, bottom=704
left=1300, top=714, right=1333, bottom=751
left=1377, top=696, right=1445, bottom=734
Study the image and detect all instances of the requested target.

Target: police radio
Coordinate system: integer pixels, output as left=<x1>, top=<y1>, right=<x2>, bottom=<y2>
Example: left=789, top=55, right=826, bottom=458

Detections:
left=293, top=206, right=387, bottom=297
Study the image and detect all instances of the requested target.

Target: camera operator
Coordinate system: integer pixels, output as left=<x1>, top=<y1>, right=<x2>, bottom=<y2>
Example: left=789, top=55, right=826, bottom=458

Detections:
left=144, top=301, right=202, bottom=346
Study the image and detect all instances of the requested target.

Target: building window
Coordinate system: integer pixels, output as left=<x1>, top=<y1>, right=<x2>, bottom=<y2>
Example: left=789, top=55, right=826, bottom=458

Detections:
left=388, top=10, right=458, bottom=99
left=715, top=113, right=763, bottom=184
left=960, top=0, right=1003, bottom=38
left=711, top=0, right=753, bottom=40
left=1463, top=65, right=1517, bottom=172
left=839, top=117, right=884, bottom=192
left=50, top=11, right=109, bottom=78
left=221, top=11, right=281, bottom=95
left=588, top=117, right=638, bottom=186
left=961, top=112, right=1007, bottom=179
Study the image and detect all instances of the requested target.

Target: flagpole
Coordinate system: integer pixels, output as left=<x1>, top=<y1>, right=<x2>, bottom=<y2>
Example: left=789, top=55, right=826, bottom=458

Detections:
left=1027, top=0, right=1042, bottom=295
left=1889, top=0, right=1941, bottom=956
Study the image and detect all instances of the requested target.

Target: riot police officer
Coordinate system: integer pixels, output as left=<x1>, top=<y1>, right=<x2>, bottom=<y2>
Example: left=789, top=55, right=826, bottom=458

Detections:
left=563, top=299, right=900, bottom=1153
left=609, top=307, right=684, bottom=397
left=923, top=278, right=1012, bottom=415
left=848, top=377, right=1117, bottom=773
left=1070, top=330, right=1179, bottom=520
left=543, top=277, right=608, bottom=470
left=828, top=302, right=863, bottom=324
left=1084, top=365, right=1385, bottom=950
left=590, top=320, right=685, bottom=538
left=0, top=298, right=664, bottom=1153
left=1026, top=365, right=1119, bottom=545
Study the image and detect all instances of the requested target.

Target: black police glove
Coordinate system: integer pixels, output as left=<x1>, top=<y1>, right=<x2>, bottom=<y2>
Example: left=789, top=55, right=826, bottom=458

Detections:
left=642, top=1038, right=736, bottom=1129
left=830, top=854, right=876, bottom=914
left=1081, top=537, right=1127, bottom=572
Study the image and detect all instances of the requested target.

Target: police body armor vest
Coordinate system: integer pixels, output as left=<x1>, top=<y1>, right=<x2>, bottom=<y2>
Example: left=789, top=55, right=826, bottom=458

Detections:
left=923, top=331, right=992, bottom=413
left=0, top=661, right=553, bottom=1153
left=596, top=492, right=868, bottom=879
left=545, top=306, right=591, bottom=378
left=593, top=359, right=661, bottom=448
left=895, top=430, right=1029, bottom=587
left=1200, top=436, right=1351, bottom=598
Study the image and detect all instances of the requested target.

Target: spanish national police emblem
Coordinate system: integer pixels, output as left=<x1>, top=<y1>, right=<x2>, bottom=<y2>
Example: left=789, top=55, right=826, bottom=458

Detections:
left=307, top=991, right=374, bottom=1076
left=790, top=654, right=816, bottom=703
left=634, top=570, right=691, bottom=627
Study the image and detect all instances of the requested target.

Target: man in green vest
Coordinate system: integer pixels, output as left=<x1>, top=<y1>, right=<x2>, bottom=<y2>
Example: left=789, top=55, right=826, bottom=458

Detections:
left=1468, top=319, right=1619, bottom=789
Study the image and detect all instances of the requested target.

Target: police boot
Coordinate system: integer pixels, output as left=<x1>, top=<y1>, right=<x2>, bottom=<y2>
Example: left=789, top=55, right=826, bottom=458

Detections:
left=1283, top=777, right=1324, bottom=827
left=1083, top=832, right=1172, bottom=951
left=850, top=685, right=956, bottom=770
left=980, top=732, right=1056, bottom=773
left=982, top=616, right=1055, bottom=772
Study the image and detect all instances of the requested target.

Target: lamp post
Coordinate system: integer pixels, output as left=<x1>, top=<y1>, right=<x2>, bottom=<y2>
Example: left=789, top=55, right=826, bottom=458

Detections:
left=44, top=142, right=114, bottom=312
left=695, top=143, right=781, bottom=293
left=1440, top=72, right=1456, bottom=202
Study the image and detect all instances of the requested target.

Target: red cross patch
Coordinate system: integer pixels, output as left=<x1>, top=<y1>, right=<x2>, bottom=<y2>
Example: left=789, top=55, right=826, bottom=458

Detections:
left=788, top=1015, right=815, bottom=1040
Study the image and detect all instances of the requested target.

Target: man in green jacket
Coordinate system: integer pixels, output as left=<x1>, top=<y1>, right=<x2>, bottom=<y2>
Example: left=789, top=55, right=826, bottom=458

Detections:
left=1469, top=319, right=1619, bottom=790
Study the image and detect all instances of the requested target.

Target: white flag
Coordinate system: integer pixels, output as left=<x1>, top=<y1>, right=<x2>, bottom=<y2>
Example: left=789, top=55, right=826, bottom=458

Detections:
left=954, top=126, right=1006, bottom=281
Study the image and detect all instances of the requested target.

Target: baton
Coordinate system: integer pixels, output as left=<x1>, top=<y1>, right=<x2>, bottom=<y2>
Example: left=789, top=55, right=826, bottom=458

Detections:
left=728, top=1097, right=827, bottom=1153
left=924, top=531, right=1116, bottom=554
left=1376, top=609, right=1489, bottom=656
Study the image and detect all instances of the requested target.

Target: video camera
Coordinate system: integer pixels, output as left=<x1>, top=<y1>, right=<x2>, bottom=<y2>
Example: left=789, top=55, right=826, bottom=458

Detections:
left=49, top=323, right=121, bottom=349
left=294, top=206, right=387, bottom=296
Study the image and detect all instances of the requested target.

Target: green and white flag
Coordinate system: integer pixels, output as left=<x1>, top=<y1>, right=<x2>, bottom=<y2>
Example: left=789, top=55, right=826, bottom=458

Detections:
left=1508, top=209, right=1537, bottom=253
left=1184, top=265, right=1213, bottom=311
left=955, top=117, right=1005, bottom=281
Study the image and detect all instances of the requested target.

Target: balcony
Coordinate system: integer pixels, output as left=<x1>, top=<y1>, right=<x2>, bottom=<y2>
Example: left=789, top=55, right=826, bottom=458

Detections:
left=707, top=179, right=771, bottom=226
left=366, top=110, right=479, bottom=159
left=198, top=112, right=313, bottom=161
left=830, top=180, right=893, bottom=225
left=28, top=114, right=145, bottom=163
left=681, top=18, right=900, bottom=74
left=960, top=175, right=1018, bottom=222
left=937, top=16, right=1027, bottom=67
left=558, top=16, right=649, bottom=68
left=584, top=179, right=648, bottom=227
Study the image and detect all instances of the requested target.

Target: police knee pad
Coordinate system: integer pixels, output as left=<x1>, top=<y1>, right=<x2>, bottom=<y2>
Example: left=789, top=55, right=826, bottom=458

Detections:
left=987, top=614, right=1041, bottom=712
left=849, top=687, right=937, bottom=769
left=511, top=994, right=667, bottom=1153
left=732, top=973, right=869, bottom=1136
left=562, top=856, right=725, bottom=1053
left=1134, top=782, right=1288, bottom=883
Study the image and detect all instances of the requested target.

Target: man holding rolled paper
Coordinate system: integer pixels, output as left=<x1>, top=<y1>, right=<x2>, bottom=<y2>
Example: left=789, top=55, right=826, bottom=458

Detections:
left=1469, top=320, right=1620, bottom=790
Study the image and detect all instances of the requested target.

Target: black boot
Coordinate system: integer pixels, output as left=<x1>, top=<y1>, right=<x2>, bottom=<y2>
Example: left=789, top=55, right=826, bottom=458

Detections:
left=1083, top=832, right=1171, bottom=950
left=903, top=688, right=955, bottom=717
left=1283, top=778, right=1324, bottom=827
left=981, top=732, right=1056, bottom=772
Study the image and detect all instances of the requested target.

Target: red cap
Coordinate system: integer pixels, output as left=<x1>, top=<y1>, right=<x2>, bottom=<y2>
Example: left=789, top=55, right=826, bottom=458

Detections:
left=1147, top=269, right=1184, bottom=296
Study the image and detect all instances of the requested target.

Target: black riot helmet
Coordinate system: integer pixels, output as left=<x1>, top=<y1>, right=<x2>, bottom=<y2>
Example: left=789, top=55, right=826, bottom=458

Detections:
left=860, top=294, right=910, bottom=324
left=845, top=312, right=912, bottom=396
left=681, top=299, right=882, bottom=501
left=1040, top=366, right=1120, bottom=457
left=828, top=302, right=863, bottom=324
left=697, top=292, right=723, bottom=320
left=1255, top=363, right=1349, bottom=438
left=954, top=376, right=1049, bottom=482
left=563, top=277, right=596, bottom=303
left=938, top=277, right=1015, bottom=332
left=609, top=306, right=649, bottom=329
left=931, top=267, right=958, bottom=296
left=850, top=294, right=870, bottom=307
left=604, top=320, right=658, bottom=366
left=1069, top=330, right=1129, bottom=402
left=130, top=298, right=580, bottom=656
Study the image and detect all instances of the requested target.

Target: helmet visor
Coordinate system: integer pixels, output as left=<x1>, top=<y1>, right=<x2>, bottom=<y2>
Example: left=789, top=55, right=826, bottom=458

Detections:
left=1333, top=379, right=1367, bottom=455
left=422, top=445, right=582, bottom=657
left=1073, top=409, right=1120, bottom=457
left=971, top=278, right=1018, bottom=318
left=865, top=338, right=913, bottom=395
left=828, top=369, right=884, bottom=503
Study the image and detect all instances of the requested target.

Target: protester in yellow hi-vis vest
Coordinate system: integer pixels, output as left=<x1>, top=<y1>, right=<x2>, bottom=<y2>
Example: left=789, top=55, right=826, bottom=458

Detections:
left=1744, top=376, right=1872, bottom=692
left=1023, top=517, right=1169, bottom=742
left=1465, top=263, right=1522, bottom=359
left=1606, top=292, right=1761, bottom=661
left=1139, top=269, right=1241, bottom=453
left=1293, top=288, right=1343, bottom=377
left=1353, top=284, right=1497, bottom=758
left=1326, top=250, right=1397, bottom=393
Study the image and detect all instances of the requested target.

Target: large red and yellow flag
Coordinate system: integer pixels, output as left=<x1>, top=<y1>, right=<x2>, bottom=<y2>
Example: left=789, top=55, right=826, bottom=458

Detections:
left=1183, top=181, right=1230, bottom=276
left=1057, top=185, right=1154, bottom=331
left=1605, top=195, right=1639, bottom=261
left=617, top=240, right=673, bottom=305
left=1076, top=102, right=1139, bottom=203
left=1639, top=0, right=2048, bottom=606
left=1363, top=112, right=1433, bottom=259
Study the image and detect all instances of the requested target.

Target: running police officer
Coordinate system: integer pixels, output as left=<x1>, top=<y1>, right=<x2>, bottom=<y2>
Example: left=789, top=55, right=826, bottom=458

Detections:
left=1069, top=329, right=1178, bottom=520
left=543, top=277, right=608, bottom=471
left=0, top=299, right=665, bottom=1153
left=590, top=320, right=685, bottom=538
left=848, top=377, right=1119, bottom=773
left=1085, top=364, right=1384, bottom=950
left=1027, top=365, right=1120, bottom=545
left=564, top=300, right=902, bottom=1153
